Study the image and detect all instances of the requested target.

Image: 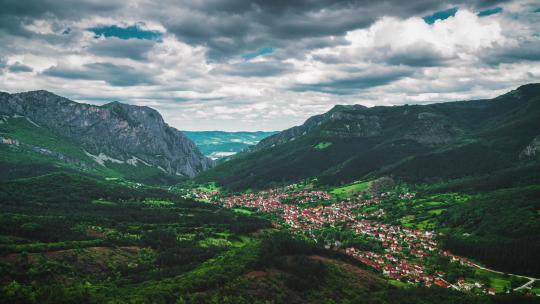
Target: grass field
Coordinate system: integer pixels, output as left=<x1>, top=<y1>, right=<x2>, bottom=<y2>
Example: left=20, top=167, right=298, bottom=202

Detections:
left=330, top=181, right=371, bottom=197
left=197, top=182, right=221, bottom=192
left=388, top=279, right=409, bottom=288
left=314, top=141, right=333, bottom=149
left=233, top=208, right=254, bottom=215
left=474, top=268, right=513, bottom=292
left=532, top=280, right=540, bottom=294
left=0, top=116, right=90, bottom=161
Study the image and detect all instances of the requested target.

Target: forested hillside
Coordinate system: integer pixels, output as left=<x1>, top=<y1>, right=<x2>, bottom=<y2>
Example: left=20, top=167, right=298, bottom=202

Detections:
left=197, top=84, right=540, bottom=190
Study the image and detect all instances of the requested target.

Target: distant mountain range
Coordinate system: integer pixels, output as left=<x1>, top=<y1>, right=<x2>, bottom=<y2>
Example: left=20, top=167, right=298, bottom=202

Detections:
left=183, top=131, right=277, bottom=160
left=0, top=90, right=212, bottom=184
left=197, top=83, right=540, bottom=189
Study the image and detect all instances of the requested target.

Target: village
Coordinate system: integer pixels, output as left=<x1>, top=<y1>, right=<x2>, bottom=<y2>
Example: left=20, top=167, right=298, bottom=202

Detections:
left=203, top=185, right=506, bottom=295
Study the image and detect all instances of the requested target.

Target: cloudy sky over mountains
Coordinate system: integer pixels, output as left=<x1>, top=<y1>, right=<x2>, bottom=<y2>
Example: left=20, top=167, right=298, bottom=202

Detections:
left=1, top=0, right=539, bottom=131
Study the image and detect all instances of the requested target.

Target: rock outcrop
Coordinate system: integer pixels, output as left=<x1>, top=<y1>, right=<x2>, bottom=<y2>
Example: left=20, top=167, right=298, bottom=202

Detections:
left=0, top=90, right=212, bottom=177
left=520, top=134, right=540, bottom=159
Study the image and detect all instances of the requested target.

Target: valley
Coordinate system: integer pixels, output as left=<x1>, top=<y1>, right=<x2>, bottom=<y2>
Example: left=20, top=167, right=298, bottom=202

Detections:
left=194, top=180, right=540, bottom=296
left=1, top=84, right=540, bottom=303
left=3, top=0, right=540, bottom=301
left=183, top=131, right=277, bottom=160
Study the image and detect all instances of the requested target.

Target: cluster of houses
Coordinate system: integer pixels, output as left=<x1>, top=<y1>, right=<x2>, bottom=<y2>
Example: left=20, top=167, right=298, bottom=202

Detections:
left=345, top=247, right=449, bottom=287
left=399, top=192, right=416, bottom=200
left=343, top=219, right=443, bottom=286
left=283, top=202, right=355, bottom=231
left=184, top=189, right=220, bottom=201
left=0, top=137, right=19, bottom=146
left=441, top=251, right=477, bottom=267
left=211, top=186, right=501, bottom=295
left=219, top=187, right=331, bottom=213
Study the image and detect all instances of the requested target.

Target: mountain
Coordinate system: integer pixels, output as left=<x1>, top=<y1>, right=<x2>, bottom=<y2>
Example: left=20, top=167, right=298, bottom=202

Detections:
left=196, top=84, right=540, bottom=189
left=2, top=88, right=540, bottom=303
left=183, top=131, right=277, bottom=160
left=0, top=90, right=212, bottom=183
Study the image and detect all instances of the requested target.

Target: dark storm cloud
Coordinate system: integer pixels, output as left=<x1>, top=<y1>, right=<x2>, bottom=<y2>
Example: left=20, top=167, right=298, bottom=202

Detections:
left=292, top=67, right=414, bottom=95
left=483, top=40, right=540, bottom=65
left=42, top=62, right=155, bottom=86
left=0, top=0, right=512, bottom=60
left=313, top=43, right=455, bottom=67
left=7, top=62, right=33, bottom=73
left=210, top=61, right=292, bottom=77
left=87, top=38, right=157, bottom=60
left=0, top=0, right=123, bottom=36
left=156, top=0, right=512, bottom=60
left=381, top=44, right=456, bottom=67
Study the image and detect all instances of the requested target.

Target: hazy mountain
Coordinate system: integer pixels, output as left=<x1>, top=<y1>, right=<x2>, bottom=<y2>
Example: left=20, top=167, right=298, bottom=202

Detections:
left=0, top=90, right=212, bottom=183
left=197, top=84, right=540, bottom=189
left=183, top=130, right=277, bottom=160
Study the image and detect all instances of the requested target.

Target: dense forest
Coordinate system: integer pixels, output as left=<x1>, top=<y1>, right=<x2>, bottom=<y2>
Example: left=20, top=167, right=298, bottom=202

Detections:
left=440, top=186, right=540, bottom=277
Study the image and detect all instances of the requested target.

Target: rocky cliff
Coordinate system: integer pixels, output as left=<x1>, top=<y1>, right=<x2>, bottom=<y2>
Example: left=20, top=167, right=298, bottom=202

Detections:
left=0, top=90, right=212, bottom=177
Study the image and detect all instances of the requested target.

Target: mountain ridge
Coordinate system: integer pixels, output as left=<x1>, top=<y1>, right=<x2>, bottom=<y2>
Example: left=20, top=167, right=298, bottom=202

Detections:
left=0, top=90, right=212, bottom=180
left=196, top=83, right=540, bottom=189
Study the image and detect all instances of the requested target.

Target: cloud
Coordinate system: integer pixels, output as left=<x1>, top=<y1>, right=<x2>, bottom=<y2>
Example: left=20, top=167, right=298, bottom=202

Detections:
left=0, top=0, right=123, bottom=36
left=42, top=62, right=155, bottom=86
left=88, top=37, right=157, bottom=60
left=0, top=0, right=514, bottom=59
left=307, top=9, right=501, bottom=77
left=156, top=0, right=513, bottom=60
left=292, top=67, right=414, bottom=94
left=377, top=44, right=456, bottom=67
left=211, top=61, right=292, bottom=77
left=386, top=50, right=453, bottom=67
left=1, top=1, right=539, bottom=131
left=483, top=39, right=540, bottom=64
left=7, top=62, right=33, bottom=73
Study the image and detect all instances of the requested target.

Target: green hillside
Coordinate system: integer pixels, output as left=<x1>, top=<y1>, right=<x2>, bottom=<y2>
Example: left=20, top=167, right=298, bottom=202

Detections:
left=196, top=84, right=540, bottom=190
left=0, top=116, right=181, bottom=184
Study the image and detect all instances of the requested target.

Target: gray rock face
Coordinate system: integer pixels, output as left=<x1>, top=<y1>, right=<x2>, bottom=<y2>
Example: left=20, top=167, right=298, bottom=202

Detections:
left=0, top=90, right=213, bottom=177
left=520, top=135, right=540, bottom=159
left=402, top=112, right=462, bottom=145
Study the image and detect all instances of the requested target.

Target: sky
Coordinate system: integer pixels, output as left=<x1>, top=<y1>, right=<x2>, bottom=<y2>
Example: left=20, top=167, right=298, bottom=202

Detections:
left=0, top=0, right=539, bottom=131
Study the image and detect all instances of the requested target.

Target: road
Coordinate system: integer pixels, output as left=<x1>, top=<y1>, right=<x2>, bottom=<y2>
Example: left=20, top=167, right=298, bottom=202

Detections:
left=467, top=261, right=538, bottom=292
left=515, top=278, right=536, bottom=291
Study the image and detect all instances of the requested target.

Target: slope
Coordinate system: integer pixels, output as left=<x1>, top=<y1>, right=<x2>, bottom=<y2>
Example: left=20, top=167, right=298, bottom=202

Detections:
left=0, top=90, right=213, bottom=184
left=196, top=84, right=540, bottom=189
